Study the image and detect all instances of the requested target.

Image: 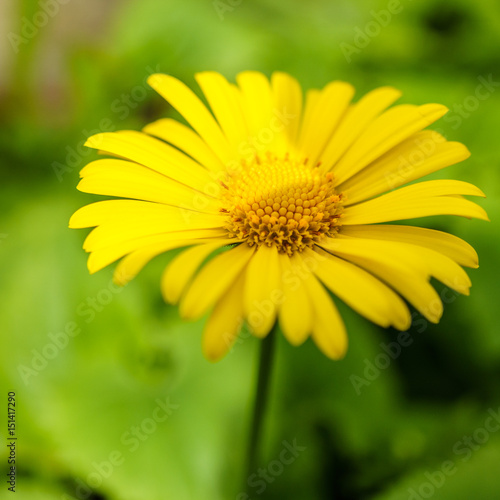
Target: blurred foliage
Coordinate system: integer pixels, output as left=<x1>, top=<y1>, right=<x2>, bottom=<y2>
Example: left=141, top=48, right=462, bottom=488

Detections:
left=1, top=0, right=499, bottom=499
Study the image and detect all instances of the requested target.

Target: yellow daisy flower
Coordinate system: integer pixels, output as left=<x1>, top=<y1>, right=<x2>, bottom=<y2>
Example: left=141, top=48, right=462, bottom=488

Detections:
left=69, top=71, right=488, bottom=362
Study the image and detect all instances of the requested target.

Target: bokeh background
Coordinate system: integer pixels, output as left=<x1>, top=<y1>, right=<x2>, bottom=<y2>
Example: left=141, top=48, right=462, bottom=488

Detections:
left=1, top=0, right=499, bottom=499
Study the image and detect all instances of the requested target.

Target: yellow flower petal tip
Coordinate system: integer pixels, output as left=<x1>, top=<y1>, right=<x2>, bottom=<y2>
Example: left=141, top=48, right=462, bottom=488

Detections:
left=418, top=103, right=449, bottom=119
left=70, top=71, right=488, bottom=361
left=147, top=73, right=169, bottom=88
left=83, top=133, right=106, bottom=149
left=202, top=343, right=229, bottom=363
left=323, top=347, right=348, bottom=361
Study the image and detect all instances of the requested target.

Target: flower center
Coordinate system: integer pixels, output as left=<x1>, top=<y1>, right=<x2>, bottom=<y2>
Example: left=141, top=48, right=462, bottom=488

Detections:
left=220, top=153, right=344, bottom=255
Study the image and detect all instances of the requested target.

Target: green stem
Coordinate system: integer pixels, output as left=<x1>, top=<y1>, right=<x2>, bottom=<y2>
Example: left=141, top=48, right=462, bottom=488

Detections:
left=244, top=325, right=277, bottom=488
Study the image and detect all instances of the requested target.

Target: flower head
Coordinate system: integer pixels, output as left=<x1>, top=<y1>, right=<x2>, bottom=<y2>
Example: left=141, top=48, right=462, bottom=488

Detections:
left=70, top=71, right=488, bottom=361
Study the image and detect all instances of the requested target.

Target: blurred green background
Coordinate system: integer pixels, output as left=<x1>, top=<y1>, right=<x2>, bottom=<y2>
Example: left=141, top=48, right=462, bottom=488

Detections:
left=1, top=0, right=499, bottom=498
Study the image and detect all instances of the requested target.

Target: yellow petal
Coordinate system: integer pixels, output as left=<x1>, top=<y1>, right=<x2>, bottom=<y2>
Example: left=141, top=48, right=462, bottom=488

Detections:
left=85, top=229, right=225, bottom=274
left=323, top=235, right=471, bottom=294
left=113, top=240, right=193, bottom=286
left=77, top=156, right=221, bottom=213
left=319, top=237, right=444, bottom=322
left=85, top=131, right=216, bottom=194
left=342, top=180, right=488, bottom=225
left=148, top=73, right=233, bottom=164
left=113, top=238, right=229, bottom=287
left=70, top=199, right=219, bottom=229
left=333, top=103, right=449, bottom=184
left=82, top=210, right=224, bottom=252
left=341, top=134, right=470, bottom=205
left=236, top=71, right=273, bottom=141
left=180, top=243, right=255, bottom=319
left=302, top=274, right=348, bottom=360
left=298, top=81, right=355, bottom=167
left=297, top=89, right=320, bottom=152
left=278, top=253, right=313, bottom=346
left=195, top=71, right=248, bottom=152
left=343, top=198, right=488, bottom=224
left=244, top=244, right=282, bottom=338
left=310, top=248, right=410, bottom=330
left=320, top=86, right=402, bottom=170
left=271, top=72, right=303, bottom=153
left=340, top=225, right=478, bottom=268
left=202, top=270, right=246, bottom=362
left=143, top=118, right=224, bottom=171
left=161, top=241, right=230, bottom=304
left=367, top=179, right=485, bottom=200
